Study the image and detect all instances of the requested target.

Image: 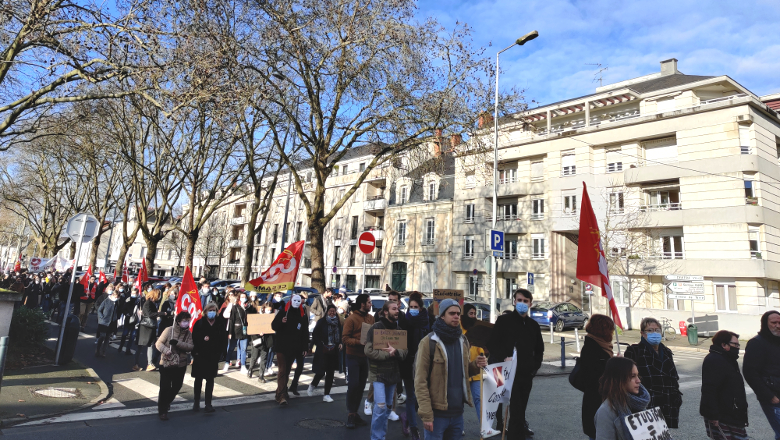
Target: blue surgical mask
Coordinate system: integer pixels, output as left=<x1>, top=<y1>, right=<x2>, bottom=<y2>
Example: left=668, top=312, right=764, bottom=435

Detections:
left=207, top=311, right=217, bottom=320
left=409, top=309, right=420, bottom=317
left=515, top=302, right=529, bottom=315
left=646, top=332, right=663, bottom=346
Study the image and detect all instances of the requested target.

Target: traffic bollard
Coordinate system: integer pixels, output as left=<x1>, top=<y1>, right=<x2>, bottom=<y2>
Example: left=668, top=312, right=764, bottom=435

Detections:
left=574, top=328, right=581, bottom=352
left=560, top=337, right=566, bottom=367
left=550, top=323, right=554, bottom=344
left=0, top=336, right=7, bottom=393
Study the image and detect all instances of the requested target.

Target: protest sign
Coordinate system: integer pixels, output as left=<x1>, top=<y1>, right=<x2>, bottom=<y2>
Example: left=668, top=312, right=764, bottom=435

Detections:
left=247, top=314, right=275, bottom=335
left=373, top=329, right=407, bottom=350
left=432, top=289, right=464, bottom=315
left=480, top=351, right=517, bottom=438
left=360, top=322, right=371, bottom=345
left=624, top=407, right=672, bottom=440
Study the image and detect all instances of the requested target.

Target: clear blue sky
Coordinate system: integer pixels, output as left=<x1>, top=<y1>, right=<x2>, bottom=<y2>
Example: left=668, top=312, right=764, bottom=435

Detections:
left=418, top=0, right=780, bottom=107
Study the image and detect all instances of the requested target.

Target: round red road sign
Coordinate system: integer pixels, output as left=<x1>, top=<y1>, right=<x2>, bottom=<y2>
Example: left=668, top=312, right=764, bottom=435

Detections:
left=358, top=231, right=376, bottom=254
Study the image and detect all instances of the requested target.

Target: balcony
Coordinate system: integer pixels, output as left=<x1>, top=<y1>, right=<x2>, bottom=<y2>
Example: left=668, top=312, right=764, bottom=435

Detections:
left=363, top=196, right=387, bottom=212
left=366, top=257, right=382, bottom=265
left=229, top=239, right=244, bottom=248
left=362, top=226, right=385, bottom=241
left=530, top=213, right=544, bottom=221
left=228, top=259, right=241, bottom=265
left=640, top=203, right=682, bottom=212
left=475, top=180, right=528, bottom=199
left=421, top=238, right=436, bottom=246
left=231, top=216, right=248, bottom=225
left=746, top=197, right=758, bottom=206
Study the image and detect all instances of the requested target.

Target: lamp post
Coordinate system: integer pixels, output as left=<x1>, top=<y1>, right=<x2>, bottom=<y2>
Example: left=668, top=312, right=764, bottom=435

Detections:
left=491, top=30, right=538, bottom=324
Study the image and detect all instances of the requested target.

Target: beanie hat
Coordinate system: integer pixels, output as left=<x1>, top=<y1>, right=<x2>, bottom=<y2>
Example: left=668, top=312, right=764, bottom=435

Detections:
left=438, top=298, right=461, bottom=317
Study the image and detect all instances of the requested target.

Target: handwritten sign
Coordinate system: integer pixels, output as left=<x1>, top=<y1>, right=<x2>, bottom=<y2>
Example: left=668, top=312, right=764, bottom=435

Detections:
left=433, top=289, right=465, bottom=315
left=373, top=329, right=407, bottom=350
left=360, top=322, right=372, bottom=345
left=624, top=407, right=672, bottom=440
left=247, top=314, right=275, bottom=335
left=480, top=353, right=517, bottom=438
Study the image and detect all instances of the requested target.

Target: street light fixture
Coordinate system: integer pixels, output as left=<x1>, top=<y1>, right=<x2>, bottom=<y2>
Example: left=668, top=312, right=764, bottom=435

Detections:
left=490, top=31, right=539, bottom=323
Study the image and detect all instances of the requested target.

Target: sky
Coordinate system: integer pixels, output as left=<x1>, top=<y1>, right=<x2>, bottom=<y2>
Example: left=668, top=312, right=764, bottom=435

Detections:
left=417, top=0, right=780, bottom=108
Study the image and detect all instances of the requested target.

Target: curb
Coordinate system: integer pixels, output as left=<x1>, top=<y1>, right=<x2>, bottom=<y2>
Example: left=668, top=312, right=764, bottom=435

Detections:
left=0, top=361, right=109, bottom=428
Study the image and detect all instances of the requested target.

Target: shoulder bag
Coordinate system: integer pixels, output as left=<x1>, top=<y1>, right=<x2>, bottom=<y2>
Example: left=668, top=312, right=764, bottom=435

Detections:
left=568, top=357, right=586, bottom=391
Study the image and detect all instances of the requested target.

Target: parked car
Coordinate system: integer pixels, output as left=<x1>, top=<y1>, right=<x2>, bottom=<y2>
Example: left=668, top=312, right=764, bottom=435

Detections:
left=210, top=279, right=239, bottom=295
left=529, top=301, right=589, bottom=331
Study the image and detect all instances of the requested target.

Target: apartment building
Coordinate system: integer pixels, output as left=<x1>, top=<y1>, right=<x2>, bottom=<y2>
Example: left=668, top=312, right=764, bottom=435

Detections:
left=454, top=58, right=780, bottom=333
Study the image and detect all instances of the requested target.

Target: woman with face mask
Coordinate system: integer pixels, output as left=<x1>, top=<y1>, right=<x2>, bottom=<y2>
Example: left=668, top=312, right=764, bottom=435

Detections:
left=225, top=292, right=253, bottom=374
left=95, top=290, right=121, bottom=358
left=577, top=314, right=615, bottom=440
left=399, top=293, right=430, bottom=440
left=155, top=311, right=194, bottom=421
left=158, top=287, right=177, bottom=338
left=624, top=317, right=682, bottom=430
left=191, top=302, right=228, bottom=413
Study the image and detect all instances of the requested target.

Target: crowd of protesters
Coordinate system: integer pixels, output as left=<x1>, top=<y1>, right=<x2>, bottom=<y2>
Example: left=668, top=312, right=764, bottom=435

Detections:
left=7, top=266, right=780, bottom=440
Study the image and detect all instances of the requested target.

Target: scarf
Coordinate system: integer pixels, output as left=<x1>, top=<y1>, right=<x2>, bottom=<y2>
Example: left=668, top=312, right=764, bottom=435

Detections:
left=586, top=334, right=614, bottom=357
left=326, top=315, right=340, bottom=346
left=433, top=317, right=462, bottom=344
left=616, top=384, right=651, bottom=440
left=640, top=337, right=665, bottom=362
left=407, top=309, right=431, bottom=348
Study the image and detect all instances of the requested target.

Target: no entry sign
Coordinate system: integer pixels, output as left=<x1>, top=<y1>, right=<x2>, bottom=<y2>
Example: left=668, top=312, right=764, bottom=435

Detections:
left=358, top=231, right=376, bottom=254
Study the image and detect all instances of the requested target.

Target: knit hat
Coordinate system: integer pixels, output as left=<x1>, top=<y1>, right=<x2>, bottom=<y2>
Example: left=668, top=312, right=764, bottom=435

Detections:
left=438, top=298, right=461, bottom=317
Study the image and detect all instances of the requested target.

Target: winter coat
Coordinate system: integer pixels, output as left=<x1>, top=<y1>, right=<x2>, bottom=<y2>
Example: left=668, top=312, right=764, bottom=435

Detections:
left=487, top=310, right=544, bottom=375
left=138, top=300, right=162, bottom=347
left=579, top=336, right=613, bottom=437
left=191, top=317, right=228, bottom=379
left=700, top=345, right=749, bottom=426
left=400, top=309, right=431, bottom=380
left=228, top=303, right=252, bottom=340
left=624, top=339, right=682, bottom=427
left=310, top=295, right=331, bottom=322
left=414, top=332, right=480, bottom=424
left=155, top=324, right=194, bottom=369
left=24, top=282, right=42, bottom=308
left=312, top=316, right=342, bottom=375
left=158, top=300, right=176, bottom=336
left=342, top=309, right=375, bottom=357
left=365, top=318, right=408, bottom=384
left=743, top=332, right=780, bottom=404
left=271, top=304, right=309, bottom=356
left=97, top=298, right=119, bottom=327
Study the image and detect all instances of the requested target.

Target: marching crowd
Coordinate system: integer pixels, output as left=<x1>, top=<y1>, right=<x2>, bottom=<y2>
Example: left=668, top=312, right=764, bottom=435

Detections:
left=6, top=268, right=780, bottom=440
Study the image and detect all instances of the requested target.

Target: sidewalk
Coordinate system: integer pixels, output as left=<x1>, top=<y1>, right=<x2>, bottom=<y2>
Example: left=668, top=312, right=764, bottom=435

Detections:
left=0, top=361, right=107, bottom=426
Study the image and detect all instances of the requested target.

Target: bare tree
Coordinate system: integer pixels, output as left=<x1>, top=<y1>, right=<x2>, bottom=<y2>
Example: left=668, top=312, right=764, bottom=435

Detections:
left=161, top=229, right=188, bottom=275
left=195, top=213, right=231, bottom=279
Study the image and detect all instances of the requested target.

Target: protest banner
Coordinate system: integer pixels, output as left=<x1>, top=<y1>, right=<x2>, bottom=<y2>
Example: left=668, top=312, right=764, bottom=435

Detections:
left=29, top=257, right=57, bottom=272
left=247, top=314, right=275, bottom=335
left=373, top=329, right=407, bottom=350
left=432, top=289, right=464, bottom=315
left=360, top=322, right=371, bottom=345
left=480, top=351, right=517, bottom=438
left=624, top=407, right=672, bottom=440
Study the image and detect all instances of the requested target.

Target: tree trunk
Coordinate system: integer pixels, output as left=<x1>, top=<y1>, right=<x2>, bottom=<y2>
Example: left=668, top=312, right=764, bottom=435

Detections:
left=144, top=238, right=159, bottom=278
left=309, top=221, right=326, bottom=293
left=114, top=244, right=130, bottom=278
left=87, top=229, right=105, bottom=270
left=69, top=241, right=77, bottom=264
left=241, top=208, right=259, bottom=284
left=185, top=230, right=198, bottom=270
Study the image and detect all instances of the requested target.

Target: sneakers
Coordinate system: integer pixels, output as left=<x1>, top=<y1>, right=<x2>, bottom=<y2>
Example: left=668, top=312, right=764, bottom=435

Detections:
left=278, top=398, right=288, bottom=406
left=524, top=421, right=534, bottom=437
left=131, top=364, right=141, bottom=371
left=410, top=427, right=421, bottom=440
left=221, top=363, right=230, bottom=374
left=323, top=395, right=333, bottom=403
left=364, top=400, right=372, bottom=415
left=389, top=410, right=400, bottom=421
left=346, top=414, right=356, bottom=429
left=240, top=366, right=248, bottom=375
left=397, top=393, right=407, bottom=404
left=307, top=384, right=314, bottom=397
left=146, top=364, right=157, bottom=372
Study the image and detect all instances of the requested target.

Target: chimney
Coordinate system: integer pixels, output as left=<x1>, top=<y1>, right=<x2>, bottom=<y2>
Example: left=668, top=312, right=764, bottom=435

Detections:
left=433, top=129, right=444, bottom=156
left=660, top=58, right=678, bottom=76
left=450, top=134, right=462, bottom=149
left=478, top=112, right=493, bottom=129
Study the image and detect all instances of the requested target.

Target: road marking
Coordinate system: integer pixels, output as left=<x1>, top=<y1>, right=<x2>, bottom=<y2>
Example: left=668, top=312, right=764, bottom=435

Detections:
left=92, top=397, right=126, bottom=410
left=113, top=377, right=186, bottom=403
left=182, top=375, right=242, bottom=398
left=223, top=371, right=275, bottom=392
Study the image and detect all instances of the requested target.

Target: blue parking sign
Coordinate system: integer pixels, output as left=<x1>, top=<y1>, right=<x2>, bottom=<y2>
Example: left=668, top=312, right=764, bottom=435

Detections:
left=490, top=230, right=504, bottom=252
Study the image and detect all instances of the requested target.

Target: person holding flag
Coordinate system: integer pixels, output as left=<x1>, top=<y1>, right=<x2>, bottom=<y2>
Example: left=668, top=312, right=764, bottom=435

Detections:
left=78, top=268, right=97, bottom=331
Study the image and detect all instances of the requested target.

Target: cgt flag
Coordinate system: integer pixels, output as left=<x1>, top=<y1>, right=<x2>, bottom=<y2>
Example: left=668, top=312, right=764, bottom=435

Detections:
left=576, top=182, right=623, bottom=329
left=98, top=270, right=108, bottom=284
left=13, top=254, right=21, bottom=272
left=122, top=260, right=129, bottom=283
left=175, top=266, right=202, bottom=328
left=245, top=241, right=305, bottom=294
left=136, top=259, right=148, bottom=293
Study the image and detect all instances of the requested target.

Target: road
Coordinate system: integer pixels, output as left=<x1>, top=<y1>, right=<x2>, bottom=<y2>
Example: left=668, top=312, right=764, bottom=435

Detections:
left=1, top=318, right=777, bottom=439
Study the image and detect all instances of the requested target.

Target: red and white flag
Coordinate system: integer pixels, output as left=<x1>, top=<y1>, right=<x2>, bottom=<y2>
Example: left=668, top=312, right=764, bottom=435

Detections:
left=175, top=266, right=203, bottom=328
left=80, top=266, right=93, bottom=297
left=13, top=254, right=21, bottom=272
left=121, top=260, right=129, bottom=283
left=98, top=270, right=108, bottom=284
left=576, top=182, right=623, bottom=329
left=136, top=259, right=148, bottom=293
left=245, top=241, right=305, bottom=293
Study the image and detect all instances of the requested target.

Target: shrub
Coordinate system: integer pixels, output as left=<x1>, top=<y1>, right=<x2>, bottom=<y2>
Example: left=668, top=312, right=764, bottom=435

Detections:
left=9, top=307, right=49, bottom=348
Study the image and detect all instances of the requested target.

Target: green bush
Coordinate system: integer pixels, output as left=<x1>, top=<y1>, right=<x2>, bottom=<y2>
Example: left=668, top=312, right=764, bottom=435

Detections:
left=9, top=307, right=49, bottom=348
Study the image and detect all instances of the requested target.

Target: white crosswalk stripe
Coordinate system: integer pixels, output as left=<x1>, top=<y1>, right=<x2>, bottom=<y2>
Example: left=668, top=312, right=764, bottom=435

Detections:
left=182, top=375, right=242, bottom=398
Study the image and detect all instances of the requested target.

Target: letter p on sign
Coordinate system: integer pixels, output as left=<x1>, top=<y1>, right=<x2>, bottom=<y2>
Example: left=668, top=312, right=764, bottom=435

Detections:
left=490, top=230, right=504, bottom=252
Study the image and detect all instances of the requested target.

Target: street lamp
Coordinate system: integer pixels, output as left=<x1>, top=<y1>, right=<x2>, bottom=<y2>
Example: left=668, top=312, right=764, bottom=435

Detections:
left=491, top=30, right=538, bottom=323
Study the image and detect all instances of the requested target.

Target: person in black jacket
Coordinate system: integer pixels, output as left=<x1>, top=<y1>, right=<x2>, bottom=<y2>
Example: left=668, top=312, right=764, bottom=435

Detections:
left=228, top=291, right=254, bottom=375
left=308, top=304, right=342, bottom=402
left=271, top=294, right=309, bottom=406
left=487, top=289, right=543, bottom=440
left=743, top=310, right=780, bottom=439
left=118, top=287, right=141, bottom=355
left=576, top=314, right=614, bottom=440
left=23, top=274, right=42, bottom=308
left=137, top=289, right=163, bottom=371
left=159, top=289, right=177, bottom=336
left=700, top=330, right=749, bottom=439
left=192, top=302, right=228, bottom=413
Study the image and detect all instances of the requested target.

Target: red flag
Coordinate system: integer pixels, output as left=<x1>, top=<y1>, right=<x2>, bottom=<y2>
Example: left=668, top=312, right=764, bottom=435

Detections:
left=121, top=260, right=129, bottom=283
left=245, top=241, right=305, bottom=293
left=576, top=182, right=623, bottom=329
left=175, top=266, right=203, bottom=328
left=13, top=254, right=21, bottom=272
left=80, top=266, right=93, bottom=298
left=136, top=259, right=148, bottom=293
left=98, top=270, right=108, bottom=284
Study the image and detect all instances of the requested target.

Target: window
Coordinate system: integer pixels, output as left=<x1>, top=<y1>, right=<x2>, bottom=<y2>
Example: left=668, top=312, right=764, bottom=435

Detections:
left=253, top=249, right=260, bottom=265
left=606, top=150, right=622, bottom=172
left=427, top=181, right=437, bottom=201
left=561, top=152, right=576, bottom=176
left=498, top=203, right=518, bottom=220
left=423, top=218, right=435, bottom=245
left=342, top=164, right=349, bottom=175
left=499, top=168, right=517, bottom=184
left=776, top=136, right=780, bottom=160
left=391, top=262, right=407, bottom=291
left=283, top=223, right=290, bottom=242
left=351, top=216, right=359, bottom=239
left=346, top=275, right=357, bottom=291
left=532, top=234, right=546, bottom=259
left=332, top=246, right=341, bottom=266
left=465, top=171, right=476, bottom=189
left=269, top=248, right=275, bottom=265
left=611, top=277, right=629, bottom=305
left=469, top=275, right=479, bottom=298
left=749, top=226, right=761, bottom=258
left=563, top=195, right=577, bottom=215
left=167, top=249, right=172, bottom=260
left=359, top=162, right=366, bottom=172
left=504, top=278, right=517, bottom=299
left=609, top=191, right=624, bottom=214
left=399, top=186, right=409, bottom=204
left=349, top=245, right=356, bottom=266
left=644, top=137, right=677, bottom=164
left=365, top=275, right=380, bottom=289
left=505, top=238, right=518, bottom=259
left=715, top=283, right=737, bottom=312
left=745, top=179, right=756, bottom=204
left=661, top=235, right=684, bottom=259
left=531, top=161, right=544, bottom=181
left=295, top=222, right=302, bottom=241
left=646, top=191, right=681, bottom=210
left=396, top=221, right=407, bottom=245
left=739, top=125, right=751, bottom=154
left=306, top=172, right=312, bottom=183
left=141, top=247, right=147, bottom=258
left=338, top=189, right=345, bottom=202
left=272, top=224, right=278, bottom=243
left=531, top=198, right=545, bottom=220
left=465, top=203, right=475, bottom=223
left=464, top=236, right=475, bottom=259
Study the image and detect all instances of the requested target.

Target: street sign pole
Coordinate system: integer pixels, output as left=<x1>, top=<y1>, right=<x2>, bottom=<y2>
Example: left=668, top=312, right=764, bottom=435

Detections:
left=362, top=253, right=366, bottom=292
left=55, top=219, right=87, bottom=365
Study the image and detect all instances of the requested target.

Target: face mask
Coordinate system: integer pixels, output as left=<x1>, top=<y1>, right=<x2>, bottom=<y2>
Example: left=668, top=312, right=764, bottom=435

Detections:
left=109, top=296, right=118, bottom=302
left=291, top=295, right=302, bottom=308
left=119, top=288, right=125, bottom=293
left=169, top=295, right=176, bottom=301
left=207, top=311, right=217, bottom=320
left=273, top=296, right=281, bottom=303
left=180, top=321, right=190, bottom=328
left=240, top=298, right=247, bottom=304
left=409, top=309, right=420, bottom=317
left=337, top=308, right=345, bottom=315
left=515, top=302, right=529, bottom=315
left=131, top=293, right=138, bottom=298
left=35, top=280, right=40, bottom=284
left=646, top=332, right=663, bottom=346
left=201, top=287, right=209, bottom=294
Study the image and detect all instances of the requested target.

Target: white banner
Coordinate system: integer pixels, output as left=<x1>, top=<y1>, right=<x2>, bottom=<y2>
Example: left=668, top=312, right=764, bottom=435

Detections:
left=29, top=257, right=57, bottom=272
left=54, top=256, right=74, bottom=272
left=625, top=407, right=672, bottom=440
left=480, top=352, right=517, bottom=438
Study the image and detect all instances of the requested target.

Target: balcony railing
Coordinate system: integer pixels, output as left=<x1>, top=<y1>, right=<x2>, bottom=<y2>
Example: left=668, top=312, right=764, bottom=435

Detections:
left=640, top=203, right=682, bottom=212
left=746, top=197, right=758, bottom=206
left=647, top=252, right=684, bottom=260
left=498, top=252, right=518, bottom=260
left=531, top=252, right=547, bottom=260
left=366, top=257, right=382, bottom=265
left=741, top=146, right=752, bottom=154
left=229, top=239, right=244, bottom=248
left=700, top=93, right=748, bottom=106
left=228, top=259, right=241, bottom=265
left=530, top=213, right=544, bottom=220
left=485, top=213, right=519, bottom=222
left=363, top=225, right=384, bottom=231
left=231, top=216, right=248, bottom=225
left=462, top=253, right=475, bottom=260
left=421, top=238, right=435, bottom=246
left=498, top=176, right=517, bottom=185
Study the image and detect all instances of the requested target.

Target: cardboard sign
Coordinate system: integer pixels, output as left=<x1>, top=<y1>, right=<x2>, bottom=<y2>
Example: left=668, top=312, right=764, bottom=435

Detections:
left=624, top=407, right=672, bottom=440
left=433, top=289, right=465, bottom=315
left=480, top=353, right=517, bottom=438
left=360, top=322, right=372, bottom=345
left=247, top=314, right=275, bottom=335
left=373, top=329, right=407, bottom=350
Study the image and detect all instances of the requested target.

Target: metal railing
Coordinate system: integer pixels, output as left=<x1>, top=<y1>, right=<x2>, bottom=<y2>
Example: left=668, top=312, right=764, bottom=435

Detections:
left=530, top=213, right=544, bottom=220
left=746, top=197, right=758, bottom=206
left=640, top=203, right=682, bottom=212
left=421, top=238, right=435, bottom=246
left=531, top=252, right=547, bottom=260
left=366, top=258, right=382, bottom=265
left=363, top=225, right=384, bottom=231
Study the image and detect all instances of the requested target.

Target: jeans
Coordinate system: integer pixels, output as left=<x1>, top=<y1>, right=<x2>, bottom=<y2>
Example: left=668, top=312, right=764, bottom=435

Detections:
left=158, top=366, right=186, bottom=414
left=371, top=382, right=396, bottom=440
left=424, top=415, right=464, bottom=440
left=227, top=338, right=247, bottom=366
left=346, top=355, right=369, bottom=414
left=119, top=325, right=137, bottom=353
left=470, top=380, right=481, bottom=421
left=404, top=375, right=419, bottom=429
left=760, top=402, right=780, bottom=440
